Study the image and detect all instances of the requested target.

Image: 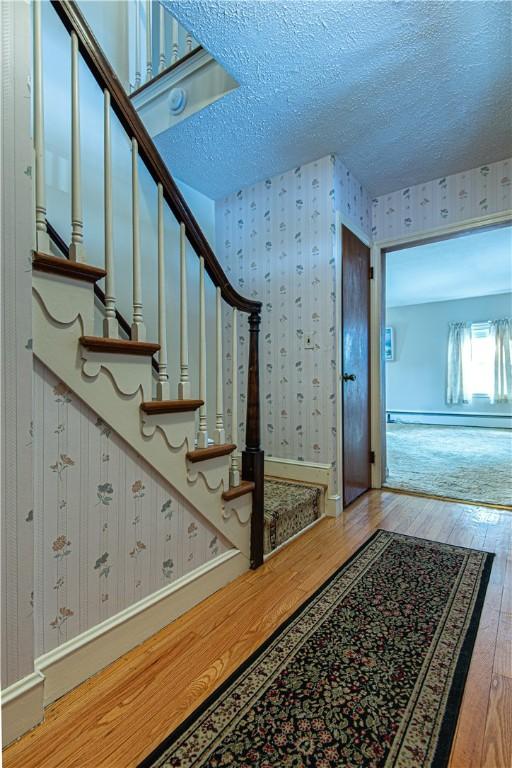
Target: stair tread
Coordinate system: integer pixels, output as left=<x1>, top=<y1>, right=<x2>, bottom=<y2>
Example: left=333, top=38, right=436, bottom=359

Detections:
left=33, top=252, right=107, bottom=282
left=222, top=480, right=255, bottom=502
left=186, top=444, right=236, bottom=463
left=79, top=336, right=160, bottom=355
left=141, top=399, right=203, bottom=414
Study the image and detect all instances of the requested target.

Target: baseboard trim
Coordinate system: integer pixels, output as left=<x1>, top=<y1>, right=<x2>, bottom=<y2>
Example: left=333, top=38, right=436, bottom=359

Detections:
left=1, top=671, right=45, bottom=747
left=35, top=549, right=247, bottom=707
left=264, top=457, right=340, bottom=516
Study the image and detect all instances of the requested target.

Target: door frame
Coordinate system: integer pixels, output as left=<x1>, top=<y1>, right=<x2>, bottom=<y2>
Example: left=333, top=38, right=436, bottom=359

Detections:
left=334, top=212, right=372, bottom=511
left=369, top=209, right=512, bottom=489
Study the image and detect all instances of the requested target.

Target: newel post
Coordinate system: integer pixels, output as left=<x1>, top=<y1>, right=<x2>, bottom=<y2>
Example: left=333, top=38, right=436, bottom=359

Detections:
left=242, top=310, right=264, bottom=569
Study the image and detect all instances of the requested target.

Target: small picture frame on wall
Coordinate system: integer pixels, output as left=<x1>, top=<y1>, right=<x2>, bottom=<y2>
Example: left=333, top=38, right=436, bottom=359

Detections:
left=385, top=327, right=394, bottom=361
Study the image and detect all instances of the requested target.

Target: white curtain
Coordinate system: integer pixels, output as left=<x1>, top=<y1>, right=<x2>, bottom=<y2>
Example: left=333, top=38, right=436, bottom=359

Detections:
left=490, top=318, right=512, bottom=403
left=446, top=322, right=472, bottom=404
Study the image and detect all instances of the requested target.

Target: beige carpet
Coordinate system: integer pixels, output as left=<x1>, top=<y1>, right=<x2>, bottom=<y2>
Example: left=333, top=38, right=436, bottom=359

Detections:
left=385, top=422, right=512, bottom=507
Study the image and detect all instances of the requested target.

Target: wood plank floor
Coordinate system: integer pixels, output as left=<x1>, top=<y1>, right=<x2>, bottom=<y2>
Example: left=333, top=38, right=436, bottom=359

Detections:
left=4, top=490, right=511, bottom=767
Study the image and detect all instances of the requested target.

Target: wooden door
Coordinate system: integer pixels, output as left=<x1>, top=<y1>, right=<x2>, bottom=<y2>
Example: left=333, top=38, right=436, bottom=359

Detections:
left=342, top=226, right=371, bottom=506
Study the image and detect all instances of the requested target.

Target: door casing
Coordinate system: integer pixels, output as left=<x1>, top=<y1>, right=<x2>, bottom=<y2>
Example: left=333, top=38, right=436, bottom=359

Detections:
left=369, top=210, right=512, bottom=490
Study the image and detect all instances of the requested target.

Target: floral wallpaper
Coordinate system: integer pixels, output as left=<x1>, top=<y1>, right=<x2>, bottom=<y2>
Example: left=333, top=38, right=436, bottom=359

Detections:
left=372, top=158, right=512, bottom=241
left=333, top=156, right=372, bottom=238
left=1, top=0, right=35, bottom=690
left=216, top=155, right=340, bottom=469
left=32, top=359, right=230, bottom=656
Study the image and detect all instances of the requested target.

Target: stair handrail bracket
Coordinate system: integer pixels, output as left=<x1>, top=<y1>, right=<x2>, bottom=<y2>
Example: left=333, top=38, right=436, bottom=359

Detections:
left=37, top=0, right=264, bottom=568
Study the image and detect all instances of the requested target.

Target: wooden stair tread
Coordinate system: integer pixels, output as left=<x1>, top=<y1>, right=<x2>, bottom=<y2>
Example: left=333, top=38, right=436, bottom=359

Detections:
left=33, top=252, right=107, bottom=282
left=186, top=444, right=236, bottom=463
left=79, top=336, right=160, bottom=356
left=140, top=399, right=203, bottom=414
left=221, top=480, right=255, bottom=502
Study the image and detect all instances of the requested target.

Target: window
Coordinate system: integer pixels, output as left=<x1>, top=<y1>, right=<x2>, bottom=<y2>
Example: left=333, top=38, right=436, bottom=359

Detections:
left=469, top=322, right=493, bottom=397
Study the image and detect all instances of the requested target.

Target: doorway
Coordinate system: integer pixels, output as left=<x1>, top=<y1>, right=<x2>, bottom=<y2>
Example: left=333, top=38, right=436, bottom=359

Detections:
left=382, top=224, right=512, bottom=507
left=342, top=226, right=371, bottom=507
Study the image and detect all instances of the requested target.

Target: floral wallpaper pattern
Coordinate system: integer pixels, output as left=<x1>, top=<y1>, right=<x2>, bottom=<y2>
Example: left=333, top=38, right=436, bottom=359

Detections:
left=33, top=359, right=230, bottom=656
left=217, top=155, right=338, bottom=468
left=333, top=156, right=372, bottom=238
left=372, top=158, right=512, bottom=241
left=1, top=0, right=35, bottom=690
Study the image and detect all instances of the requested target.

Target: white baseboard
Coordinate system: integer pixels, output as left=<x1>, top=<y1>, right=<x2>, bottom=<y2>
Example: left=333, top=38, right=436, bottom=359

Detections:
left=1, top=671, right=45, bottom=747
left=388, top=411, right=511, bottom=429
left=35, top=549, right=247, bottom=707
left=264, top=457, right=340, bottom=517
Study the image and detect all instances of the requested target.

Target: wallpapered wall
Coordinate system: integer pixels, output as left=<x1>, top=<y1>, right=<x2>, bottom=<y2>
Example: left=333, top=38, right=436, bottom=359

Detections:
left=372, top=158, right=512, bottom=241
left=1, top=0, right=35, bottom=690
left=32, top=359, right=230, bottom=657
left=216, top=153, right=371, bottom=469
left=333, top=156, right=372, bottom=238
left=217, top=155, right=336, bottom=466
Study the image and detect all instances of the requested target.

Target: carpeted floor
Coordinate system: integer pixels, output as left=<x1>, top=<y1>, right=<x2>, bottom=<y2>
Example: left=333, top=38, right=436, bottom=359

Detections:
left=386, top=422, right=512, bottom=506
left=140, top=530, right=494, bottom=768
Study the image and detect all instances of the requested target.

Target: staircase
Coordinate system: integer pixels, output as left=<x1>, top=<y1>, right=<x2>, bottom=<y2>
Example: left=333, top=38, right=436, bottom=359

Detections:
left=32, top=0, right=264, bottom=569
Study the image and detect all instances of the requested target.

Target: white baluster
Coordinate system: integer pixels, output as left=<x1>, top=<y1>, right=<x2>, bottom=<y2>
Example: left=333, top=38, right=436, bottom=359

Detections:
left=103, top=90, right=118, bottom=338
left=197, top=256, right=208, bottom=448
left=158, top=4, right=166, bottom=72
left=171, top=17, right=179, bottom=63
left=214, top=287, right=225, bottom=444
left=33, top=0, right=51, bottom=254
left=229, top=307, right=240, bottom=486
left=186, top=31, right=193, bottom=53
left=69, top=32, right=85, bottom=262
left=156, top=184, right=170, bottom=399
left=178, top=223, right=190, bottom=398
left=131, top=138, right=145, bottom=340
left=134, top=0, right=141, bottom=89
left=145, top=0, right=152, bottom=81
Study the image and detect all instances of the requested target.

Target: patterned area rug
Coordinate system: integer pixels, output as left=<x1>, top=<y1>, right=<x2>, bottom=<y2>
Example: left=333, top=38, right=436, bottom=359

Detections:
left=386, top=423, right=512, bottom=507
left=140, top=530, right=494, bottom=768
left=263, top=479, right=321, bottom=554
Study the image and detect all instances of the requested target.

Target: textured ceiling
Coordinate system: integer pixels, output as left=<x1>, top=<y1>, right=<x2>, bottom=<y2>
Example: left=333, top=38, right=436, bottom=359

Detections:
left=159, top=0, right=512, bottom=200
left=386, top=225, right=512, bottom=307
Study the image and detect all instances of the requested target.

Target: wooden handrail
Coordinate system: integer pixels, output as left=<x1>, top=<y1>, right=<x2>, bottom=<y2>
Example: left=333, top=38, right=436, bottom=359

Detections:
left=50, top=0, right=261, bottom=316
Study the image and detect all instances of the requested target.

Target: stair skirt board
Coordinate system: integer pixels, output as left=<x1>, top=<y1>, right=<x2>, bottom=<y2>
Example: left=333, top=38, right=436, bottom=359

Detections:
left=263, top=479, right=323, bottom=555
left=1, top=672, right=45, bottom=747
left=33, top=550, right=247, bottom=709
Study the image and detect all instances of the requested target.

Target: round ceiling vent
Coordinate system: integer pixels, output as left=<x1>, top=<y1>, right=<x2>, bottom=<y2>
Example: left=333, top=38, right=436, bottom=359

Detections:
left=169, top=87, right=187, bottom=115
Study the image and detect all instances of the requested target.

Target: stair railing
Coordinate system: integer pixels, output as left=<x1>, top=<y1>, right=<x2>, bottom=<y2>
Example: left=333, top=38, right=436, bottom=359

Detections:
left=33, top=0, right=264, bottom=568
left=131, top=0, right=201, bottom=95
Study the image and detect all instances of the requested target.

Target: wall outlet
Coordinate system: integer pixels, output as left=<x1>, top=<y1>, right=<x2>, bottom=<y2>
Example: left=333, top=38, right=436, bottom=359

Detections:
left=304, top=333, right=314, bottom=350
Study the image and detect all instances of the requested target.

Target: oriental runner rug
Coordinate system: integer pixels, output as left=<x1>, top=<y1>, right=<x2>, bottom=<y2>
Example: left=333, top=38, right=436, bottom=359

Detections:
left=140, top=530, right=494, bottom=768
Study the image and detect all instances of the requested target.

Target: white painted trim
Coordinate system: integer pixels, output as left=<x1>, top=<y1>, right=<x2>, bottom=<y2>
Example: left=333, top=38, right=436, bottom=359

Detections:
left=1, top=672, right=45, bottom=747
left=370, top=210, right=512, bottom=489
left=264, top=457, right=340, bottom=517
left=334, top=211, right=344, bottom=511
left=131, top=48, right=214, bottom=109
left=370, top=242, right=384, bottom=487
left=373, top=210, right=512, bottom=249
left=339, top=212, right=372, bottom=248
left=35, top=549, right=247, bottom=706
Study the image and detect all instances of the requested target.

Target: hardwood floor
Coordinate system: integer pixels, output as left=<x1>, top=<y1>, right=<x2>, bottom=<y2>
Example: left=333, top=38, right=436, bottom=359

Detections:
left=3, top=490, right=511, bottom=767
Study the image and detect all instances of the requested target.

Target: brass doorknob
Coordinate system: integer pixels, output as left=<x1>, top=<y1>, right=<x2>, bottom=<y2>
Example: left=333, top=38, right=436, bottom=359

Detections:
left=342, top=373, right=356, bottom=382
